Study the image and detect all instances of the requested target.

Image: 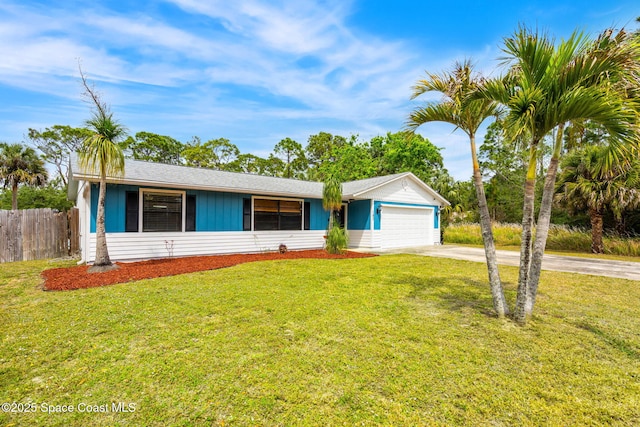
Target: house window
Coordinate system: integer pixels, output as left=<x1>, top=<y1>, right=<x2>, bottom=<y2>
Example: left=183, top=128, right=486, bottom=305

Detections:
left=253, top=198, right=302, bottom=231
left=143, top=191, right=183, bottom=232
left=125, top=189, right=196, bottom=232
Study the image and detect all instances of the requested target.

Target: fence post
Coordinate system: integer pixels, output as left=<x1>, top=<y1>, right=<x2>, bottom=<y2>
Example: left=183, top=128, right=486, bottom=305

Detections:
left=69, top=208, right=80, bottom=256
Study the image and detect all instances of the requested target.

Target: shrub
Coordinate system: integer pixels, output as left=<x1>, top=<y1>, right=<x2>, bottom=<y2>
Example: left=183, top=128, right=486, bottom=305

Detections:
left=326, top=226, right=348, bottom=254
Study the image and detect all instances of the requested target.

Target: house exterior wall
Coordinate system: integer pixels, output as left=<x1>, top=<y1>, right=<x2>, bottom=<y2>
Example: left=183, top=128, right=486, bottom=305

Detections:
left=360, top=178, right=441, bottom=239
left=91, top=184, right=329, bottom=233
left=306, top=199, right=328, bottom=230
left=76, top=174, right=445, bottom=262
left=79, top=182, right=333, bottom=262
left=347, top=230, right=374, bottom=248
left=86, top=230, right=327, bottom=261
left=90, top=184, right=138, bottom=232
left=191, top=189, right=245, bottom=231
left=354, top=178, right=443, bottom=246
left=347, top=199, right=371, bottom=230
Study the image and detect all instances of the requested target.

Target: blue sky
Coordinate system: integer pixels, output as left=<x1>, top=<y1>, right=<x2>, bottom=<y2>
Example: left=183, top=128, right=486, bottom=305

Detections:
left=0, top=0, right=636, bottom=180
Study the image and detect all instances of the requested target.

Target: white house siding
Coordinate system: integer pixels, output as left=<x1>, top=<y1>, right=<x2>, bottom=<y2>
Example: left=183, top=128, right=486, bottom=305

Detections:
left=77, top=181, right=92, bottom=264
left=86, top=230, right=327, bottom=262
left=347, top=230, right=374, bottom=248
left=357, top=177, right=440, bottom=205
left=368, top=228, right=441, bottom=248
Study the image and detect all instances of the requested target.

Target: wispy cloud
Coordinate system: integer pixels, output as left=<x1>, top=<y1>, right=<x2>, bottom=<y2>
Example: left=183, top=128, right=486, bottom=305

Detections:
left=0, top=0, right=505, bottom=179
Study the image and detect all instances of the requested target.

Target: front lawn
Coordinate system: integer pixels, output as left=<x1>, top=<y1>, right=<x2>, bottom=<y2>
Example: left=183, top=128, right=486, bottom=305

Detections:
left=1, top=256, right=639, bottom=425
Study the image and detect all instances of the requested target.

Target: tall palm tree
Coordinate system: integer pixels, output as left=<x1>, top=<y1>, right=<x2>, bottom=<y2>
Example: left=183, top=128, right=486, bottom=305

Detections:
left=481, top=27, right=640, bottom=323
left=0, top=143, right=48, bottom=210
left=407, top=60, right=509, bottom=317
left=78, top=68, right=126, bottom=272
left=555, top=146, right=640, bottom=253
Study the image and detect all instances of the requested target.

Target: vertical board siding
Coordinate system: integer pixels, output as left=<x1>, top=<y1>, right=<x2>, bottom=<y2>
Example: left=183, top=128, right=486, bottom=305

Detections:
left=306, top=198, right=329, bottom=231
left=96, top=184, right=332, bottom=233
left=0, top=208, right=80, bottom=263
left=191, top=189, right=245, bottom=231
left=347, top=200, right=371, bottom=230
left=90, top=183, right=138, bottom=233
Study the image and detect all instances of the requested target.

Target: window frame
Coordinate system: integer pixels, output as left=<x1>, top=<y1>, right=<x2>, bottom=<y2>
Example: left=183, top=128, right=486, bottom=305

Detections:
left=250, top=196, right=305, bottom=231
left=139, top=188, right=187, bottom=233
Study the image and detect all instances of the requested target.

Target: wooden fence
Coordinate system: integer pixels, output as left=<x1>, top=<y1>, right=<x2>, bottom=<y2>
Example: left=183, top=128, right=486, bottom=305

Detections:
left=0, top=208, right=79, bottom=263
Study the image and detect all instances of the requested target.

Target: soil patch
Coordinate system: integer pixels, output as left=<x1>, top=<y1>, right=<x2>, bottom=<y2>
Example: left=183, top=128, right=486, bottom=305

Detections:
left=41, top=250, right=377, bottom=291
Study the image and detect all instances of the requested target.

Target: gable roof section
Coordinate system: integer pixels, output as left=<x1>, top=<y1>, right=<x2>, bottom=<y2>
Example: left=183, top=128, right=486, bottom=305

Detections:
left=344, top=172, right=450, bottom=206
left=69, top=154, right=449, bottom=205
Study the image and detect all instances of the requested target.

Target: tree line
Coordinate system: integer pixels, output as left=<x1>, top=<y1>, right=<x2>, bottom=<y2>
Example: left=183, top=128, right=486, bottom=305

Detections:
left=3, top=125, right=459, bottom=208
left=26, top=126, right=448, bottom=183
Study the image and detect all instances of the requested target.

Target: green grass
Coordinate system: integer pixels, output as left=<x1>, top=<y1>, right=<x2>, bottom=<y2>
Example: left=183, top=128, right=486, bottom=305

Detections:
left=2, top=256, right=640, bottom=425
left=446, top=222, right=640, bottom=257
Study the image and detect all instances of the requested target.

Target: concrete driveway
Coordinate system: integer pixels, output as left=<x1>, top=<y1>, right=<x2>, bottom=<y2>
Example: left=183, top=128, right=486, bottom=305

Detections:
left=375, top=245, right=640, bottom=281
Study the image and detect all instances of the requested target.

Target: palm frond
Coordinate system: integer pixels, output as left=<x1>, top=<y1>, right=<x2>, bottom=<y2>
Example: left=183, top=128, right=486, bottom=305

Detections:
left=79, top=112, right=126, bottom=178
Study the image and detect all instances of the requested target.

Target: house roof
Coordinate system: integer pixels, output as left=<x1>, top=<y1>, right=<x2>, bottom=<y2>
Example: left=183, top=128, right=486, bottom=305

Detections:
left=69, top=154, right=449, bottom=205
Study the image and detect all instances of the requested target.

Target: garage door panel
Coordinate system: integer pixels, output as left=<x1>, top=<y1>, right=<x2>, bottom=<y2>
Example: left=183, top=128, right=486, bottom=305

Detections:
left=381, top=206, right=433, bottom=249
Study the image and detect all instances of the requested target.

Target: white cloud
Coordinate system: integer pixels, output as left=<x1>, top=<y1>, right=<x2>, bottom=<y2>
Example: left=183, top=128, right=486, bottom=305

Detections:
left=0, top=0, right=500, bottom=179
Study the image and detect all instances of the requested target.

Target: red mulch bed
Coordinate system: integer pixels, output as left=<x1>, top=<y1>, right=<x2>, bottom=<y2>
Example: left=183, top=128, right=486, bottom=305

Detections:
left=41, top=250, right=377, bottom=291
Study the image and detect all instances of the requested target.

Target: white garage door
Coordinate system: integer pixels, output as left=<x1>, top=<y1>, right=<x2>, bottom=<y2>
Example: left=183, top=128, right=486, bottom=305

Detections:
left=380, top=206, right=433, bottom=249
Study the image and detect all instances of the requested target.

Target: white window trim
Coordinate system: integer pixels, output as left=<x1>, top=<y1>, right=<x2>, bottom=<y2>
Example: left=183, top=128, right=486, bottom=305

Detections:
left=139, top=188, right=186, bottom=233
left=251, top=195, right=304, bottom=232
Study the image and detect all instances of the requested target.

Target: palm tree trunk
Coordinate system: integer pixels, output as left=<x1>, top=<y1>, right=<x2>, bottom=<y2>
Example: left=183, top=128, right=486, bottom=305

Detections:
left=11, top=181, right=18, bottom=210
left=514, top=143, right=539, bottom=324
left=590, top=208, right=604, bottom=254
left=470, top=134, right=509, bottom=317
left=525, top=125, right=564, bottom=316
left=93, top=174, right=112, bottom=267
left=615, top=216, right=626, bottom=235
left=525, top=156, right=559, bottom=315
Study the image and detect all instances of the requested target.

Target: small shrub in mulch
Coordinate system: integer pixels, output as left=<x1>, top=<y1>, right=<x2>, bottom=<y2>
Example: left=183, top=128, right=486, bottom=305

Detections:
left=41, top=250, right=376, bottom=291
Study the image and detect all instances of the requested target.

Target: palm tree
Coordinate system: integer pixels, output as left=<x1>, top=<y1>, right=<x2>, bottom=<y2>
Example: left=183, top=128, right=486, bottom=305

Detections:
left=555, top=146, right=640, bottom=253
left=322, top=175, right=347, bottom=254
left=78, top=68, right=126, bottom=272
left=0, top=143, right=48, bottom=210
left=407, top=60, right=509, bottom=317
left=481, top=26, right=640, bottom=323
